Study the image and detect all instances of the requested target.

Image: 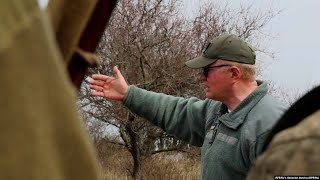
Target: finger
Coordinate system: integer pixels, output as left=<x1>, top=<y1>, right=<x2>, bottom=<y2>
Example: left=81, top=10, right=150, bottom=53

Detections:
left=92, top=74, right=110, bottom=81
left=92, top=91, right=105, bottom=97
left=89, top=84, right=104, bottom=91
left=89, top=79, right=105, bottom=86
left=113, top=66, right=123, bottom=79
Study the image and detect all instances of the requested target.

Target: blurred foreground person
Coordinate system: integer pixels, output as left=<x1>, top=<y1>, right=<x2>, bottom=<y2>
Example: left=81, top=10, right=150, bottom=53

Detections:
left=0, top=0, right=102, bottom=179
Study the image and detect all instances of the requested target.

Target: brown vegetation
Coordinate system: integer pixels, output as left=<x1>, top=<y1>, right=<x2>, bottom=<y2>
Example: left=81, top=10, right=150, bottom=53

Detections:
left=94, top=139, right=200, bottom=180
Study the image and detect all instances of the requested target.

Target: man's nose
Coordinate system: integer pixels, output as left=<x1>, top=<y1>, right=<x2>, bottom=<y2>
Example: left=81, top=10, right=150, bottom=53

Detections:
left=199, top=73, right=207, bottom=82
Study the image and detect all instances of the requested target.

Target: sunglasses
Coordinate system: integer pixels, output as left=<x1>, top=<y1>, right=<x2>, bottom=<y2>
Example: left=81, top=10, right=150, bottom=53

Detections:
left=202, top=64, right=230, bottom=77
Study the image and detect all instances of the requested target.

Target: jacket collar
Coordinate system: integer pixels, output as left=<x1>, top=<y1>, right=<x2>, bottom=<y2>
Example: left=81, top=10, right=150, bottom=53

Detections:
left=218, top=80, right=268, bottom=130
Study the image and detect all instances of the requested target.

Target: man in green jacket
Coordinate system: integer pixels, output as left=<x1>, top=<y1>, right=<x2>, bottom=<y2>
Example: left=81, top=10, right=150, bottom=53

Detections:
left=89, top=34, right=286, bottom=180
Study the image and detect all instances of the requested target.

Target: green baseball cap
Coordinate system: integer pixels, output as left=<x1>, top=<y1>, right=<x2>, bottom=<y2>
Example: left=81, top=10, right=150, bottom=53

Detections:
left=185, top=34, right=256, bottom=68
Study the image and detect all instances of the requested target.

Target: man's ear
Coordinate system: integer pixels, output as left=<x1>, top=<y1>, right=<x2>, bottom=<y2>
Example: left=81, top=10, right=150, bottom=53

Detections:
left=230, top=66, right=241, bottom=79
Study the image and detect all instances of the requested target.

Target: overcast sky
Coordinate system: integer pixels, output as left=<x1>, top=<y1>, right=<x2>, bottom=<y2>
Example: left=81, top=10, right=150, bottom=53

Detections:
left=184, top=0, right=320, bottom=93
left=38, top=0, right=320, bottom=93
left=254, top=0, right=320, bottom=92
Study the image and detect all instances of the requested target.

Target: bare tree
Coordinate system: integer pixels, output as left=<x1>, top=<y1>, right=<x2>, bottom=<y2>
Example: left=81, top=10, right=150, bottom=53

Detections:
left=79, top=0, right=278, bottom=179
left=268, top=81, right=318, bottom=106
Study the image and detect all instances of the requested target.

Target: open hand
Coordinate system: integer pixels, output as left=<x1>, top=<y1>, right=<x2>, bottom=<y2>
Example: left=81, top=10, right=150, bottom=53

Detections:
left=89, top=66, right=128, bottom=101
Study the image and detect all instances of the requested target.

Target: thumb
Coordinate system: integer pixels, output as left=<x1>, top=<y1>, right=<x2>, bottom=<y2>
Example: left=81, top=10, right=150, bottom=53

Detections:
left=113, top=66, right=122, bottom=78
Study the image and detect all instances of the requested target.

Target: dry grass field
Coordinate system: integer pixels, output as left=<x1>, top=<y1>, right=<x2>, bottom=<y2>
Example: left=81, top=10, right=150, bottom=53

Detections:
left=95, top=141, right=200, bottom=180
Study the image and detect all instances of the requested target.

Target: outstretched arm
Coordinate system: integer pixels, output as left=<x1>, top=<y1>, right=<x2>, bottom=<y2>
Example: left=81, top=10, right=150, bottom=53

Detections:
left=89, top=66, right=128, bottom=101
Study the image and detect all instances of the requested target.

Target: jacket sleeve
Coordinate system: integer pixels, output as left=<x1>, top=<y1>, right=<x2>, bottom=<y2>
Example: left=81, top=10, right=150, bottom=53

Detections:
left=122, top=85, right=210, bottom=146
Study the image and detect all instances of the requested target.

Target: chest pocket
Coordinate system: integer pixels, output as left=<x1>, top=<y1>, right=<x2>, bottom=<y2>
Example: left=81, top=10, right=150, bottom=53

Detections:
left=204, top=105, right=237, bottom=145
left=215, top=132, right=238, bottom=145
left=205, top=122, right=238, bottom=146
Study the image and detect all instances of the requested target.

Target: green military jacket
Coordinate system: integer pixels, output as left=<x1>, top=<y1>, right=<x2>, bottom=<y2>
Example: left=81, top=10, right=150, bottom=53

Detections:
left=123, top=81, right=286, bottom=180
